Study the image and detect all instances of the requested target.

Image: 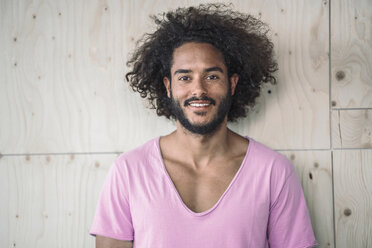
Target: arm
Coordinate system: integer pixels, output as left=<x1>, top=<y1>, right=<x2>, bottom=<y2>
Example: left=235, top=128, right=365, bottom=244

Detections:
left=267, top=156, right=317, bottom=247
left=96, top=235, right=133, bottom=248
left=90, top=160, right=135, bottom=247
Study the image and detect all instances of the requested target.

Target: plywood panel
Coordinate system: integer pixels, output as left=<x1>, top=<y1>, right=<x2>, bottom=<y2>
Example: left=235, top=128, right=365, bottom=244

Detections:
left=0, top=0, right=329, bottom=154
left=0, top=0, right=175, bottom=154
left=281, top=151, right=334, bottom=248
left=331, top=0, right=372, bottom=108
left=0, top=151, right=334, bottom=248
left=230, top=0, right=330, bottom=149
left=0, top=154, right=116, bottom=248
left=332, top=109, right=372, bottom=148
left=334, top=150, right=372, bottom=248
left=0, top=154, right=9, bottom=247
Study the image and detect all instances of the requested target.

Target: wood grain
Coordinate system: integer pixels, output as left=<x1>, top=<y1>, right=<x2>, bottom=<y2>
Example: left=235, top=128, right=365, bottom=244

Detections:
left=281, top=151, right=334, bottom=248
left=0, top=151, right=334, bottom=248
left=230, top=0, right=330, bottom=149
left=0, top=0, right=174, bottom=154
left=0, top=0, right=329, bottom=154
left=331, top=0, right=372, bottom=108
left=0, top=154, right=116, bottom=248
left=332, top=109, right=372, bottom=148
left=334, top=150, right=372, bottom=248
left=1, top=0, right=371, bottom=246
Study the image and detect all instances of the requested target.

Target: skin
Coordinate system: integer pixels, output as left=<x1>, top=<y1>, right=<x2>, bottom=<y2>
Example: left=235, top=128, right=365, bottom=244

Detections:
left=96, top=236, right=133, bottom=248
left=164, top=42, right=238, bottom=131
left=96, top=42, right=249, bottom=247
left=161, top=42, right=249, bottom=213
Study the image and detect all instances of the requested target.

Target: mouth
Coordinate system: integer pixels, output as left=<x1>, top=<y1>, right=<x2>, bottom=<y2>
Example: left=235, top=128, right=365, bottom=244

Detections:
left=187, top=101, right=213, bottom=116
left=184, top=97, right=216, bottom=108
left=189, top=101, right=212, bottom=108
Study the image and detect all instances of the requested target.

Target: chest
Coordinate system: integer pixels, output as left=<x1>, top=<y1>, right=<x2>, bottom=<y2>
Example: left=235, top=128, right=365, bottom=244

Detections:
left=163, top=159, right=242, bottom=213
left=129, top=149, right=272, bottom=247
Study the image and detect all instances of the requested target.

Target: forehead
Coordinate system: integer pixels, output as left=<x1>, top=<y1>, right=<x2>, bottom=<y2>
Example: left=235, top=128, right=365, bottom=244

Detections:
left=171, top=42, right=226, bottom=72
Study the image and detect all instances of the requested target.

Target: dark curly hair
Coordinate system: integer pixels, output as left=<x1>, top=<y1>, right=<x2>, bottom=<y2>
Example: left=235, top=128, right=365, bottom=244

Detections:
left=125, top=3, right=277, bottom=122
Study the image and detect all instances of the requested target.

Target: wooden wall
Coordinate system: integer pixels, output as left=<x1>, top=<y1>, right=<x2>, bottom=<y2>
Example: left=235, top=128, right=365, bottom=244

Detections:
left=0, top=0, right=371, bottom=247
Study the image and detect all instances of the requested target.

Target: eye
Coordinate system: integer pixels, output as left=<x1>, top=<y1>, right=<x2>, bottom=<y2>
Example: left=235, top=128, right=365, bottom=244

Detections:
left=207, top=75, right=219, bottom=80
left=178, top=76, right=190, bottom=81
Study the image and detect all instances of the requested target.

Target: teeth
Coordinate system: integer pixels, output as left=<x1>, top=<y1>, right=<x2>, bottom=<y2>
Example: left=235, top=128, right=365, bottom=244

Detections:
left=190, top=103, right=210, bottom=107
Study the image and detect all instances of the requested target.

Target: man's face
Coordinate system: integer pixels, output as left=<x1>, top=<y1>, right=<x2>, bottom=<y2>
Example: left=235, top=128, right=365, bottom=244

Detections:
left=163, top=42, right=239, bottom=135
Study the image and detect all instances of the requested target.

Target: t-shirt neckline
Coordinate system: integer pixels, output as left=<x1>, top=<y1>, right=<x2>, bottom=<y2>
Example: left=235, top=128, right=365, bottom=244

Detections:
left=155, top=135, right=253, bottom=217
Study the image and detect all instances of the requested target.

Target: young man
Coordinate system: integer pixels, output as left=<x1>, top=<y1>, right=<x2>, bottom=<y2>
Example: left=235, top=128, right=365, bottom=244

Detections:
left=90, top=4, right=317, bottom=248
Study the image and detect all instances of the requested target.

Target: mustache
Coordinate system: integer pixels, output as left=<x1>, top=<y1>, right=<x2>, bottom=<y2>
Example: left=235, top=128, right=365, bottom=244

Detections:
left=184, top=96, right=216, bottom=107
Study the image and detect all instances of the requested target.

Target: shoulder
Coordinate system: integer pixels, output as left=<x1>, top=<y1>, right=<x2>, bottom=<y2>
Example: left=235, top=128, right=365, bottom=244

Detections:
left=117, top=137, right=160, bottom=164
left=247, top=138, right=302, bottom=205
left=248, top=137, right=295, bottom=179
left=113, top=137, right=161, bottom=172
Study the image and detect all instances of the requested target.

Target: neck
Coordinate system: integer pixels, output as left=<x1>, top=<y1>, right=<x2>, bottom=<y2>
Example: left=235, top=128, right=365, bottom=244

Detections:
left=171, top=118, right=232, bottom=169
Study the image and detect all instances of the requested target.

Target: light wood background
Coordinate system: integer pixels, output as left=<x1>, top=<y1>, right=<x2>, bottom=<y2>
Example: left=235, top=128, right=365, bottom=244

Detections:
left=0, top=0, right=371, bottom=247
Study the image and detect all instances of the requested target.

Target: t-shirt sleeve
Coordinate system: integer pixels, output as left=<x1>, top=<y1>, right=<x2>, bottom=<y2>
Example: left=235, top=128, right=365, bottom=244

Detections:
left=267, top=156, right=318, bottom=248
left=89, top=158, right=134, bottom=241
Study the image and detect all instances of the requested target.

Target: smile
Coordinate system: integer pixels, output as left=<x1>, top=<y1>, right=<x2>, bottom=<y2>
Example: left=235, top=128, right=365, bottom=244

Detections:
left=189, top=103, right=210, bottom=107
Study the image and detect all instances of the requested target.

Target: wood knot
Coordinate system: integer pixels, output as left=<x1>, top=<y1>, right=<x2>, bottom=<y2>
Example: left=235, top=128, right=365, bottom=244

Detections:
left=331, top=101, right=337, bottom=107
left=70, top=154, right=75, bottom=161
left=309, top=172, right=313, bottom=180
left=335, top=71, right=345, bottom=81
left=46, top=156, right=51, bottom=163
left=95, top=161, right=100, bottom=168
left=344, top=208, right=352, bottom=216
left=314, top=162, right=319, bottom=168
left=25, top=155, right=30, bottom=161
left=290, top=154, right=295, bottom=160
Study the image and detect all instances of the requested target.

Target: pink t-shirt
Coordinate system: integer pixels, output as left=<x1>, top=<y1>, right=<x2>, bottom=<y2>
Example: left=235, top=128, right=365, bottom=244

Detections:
left=90, top=136, right=317, bottom=248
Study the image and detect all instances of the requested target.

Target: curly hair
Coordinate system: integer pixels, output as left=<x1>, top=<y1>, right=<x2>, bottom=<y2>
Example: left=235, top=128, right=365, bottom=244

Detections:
left=125, top=3, right=277, bottom=122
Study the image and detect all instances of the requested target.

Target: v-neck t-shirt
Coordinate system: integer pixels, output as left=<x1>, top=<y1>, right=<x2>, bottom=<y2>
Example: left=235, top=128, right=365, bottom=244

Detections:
left=90, top=136, right=317, bottom=248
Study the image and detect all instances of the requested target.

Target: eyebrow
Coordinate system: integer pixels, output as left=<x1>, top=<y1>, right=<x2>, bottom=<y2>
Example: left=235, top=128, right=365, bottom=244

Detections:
left=174, top=69, right=192, bottom=75
left=204, top=66, right=224, bottom=73
left=173, top=66, right=224, bottom=75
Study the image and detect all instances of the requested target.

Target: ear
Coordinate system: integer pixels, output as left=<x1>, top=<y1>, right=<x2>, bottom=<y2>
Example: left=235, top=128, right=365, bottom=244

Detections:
left=163, top=77, right=171, bottom=98
left=230, top=73, right=239, bottom=95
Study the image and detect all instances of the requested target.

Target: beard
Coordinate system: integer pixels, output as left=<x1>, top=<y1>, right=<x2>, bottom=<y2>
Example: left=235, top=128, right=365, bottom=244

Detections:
left=169, top=88, right=232, bottom=135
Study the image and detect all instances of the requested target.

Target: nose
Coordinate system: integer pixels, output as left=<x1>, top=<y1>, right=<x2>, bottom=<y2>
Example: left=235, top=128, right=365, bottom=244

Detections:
left=191, top=77, right=207, bottom=97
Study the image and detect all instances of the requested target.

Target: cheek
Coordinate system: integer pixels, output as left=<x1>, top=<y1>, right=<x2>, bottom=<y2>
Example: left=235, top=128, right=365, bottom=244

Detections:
left=170, top=86, right=189, bottom=99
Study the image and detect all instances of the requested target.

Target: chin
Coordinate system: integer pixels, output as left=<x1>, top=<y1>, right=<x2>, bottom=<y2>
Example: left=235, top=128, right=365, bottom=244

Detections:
left=187, top=115, right=214, bottom=125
